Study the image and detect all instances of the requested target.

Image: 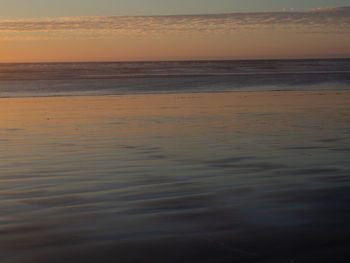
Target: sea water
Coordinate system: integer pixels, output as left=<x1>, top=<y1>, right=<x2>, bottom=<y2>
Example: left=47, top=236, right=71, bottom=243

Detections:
left=0, top=60, right=350, bottom=262
left=0, top=59, right=350, bottom=97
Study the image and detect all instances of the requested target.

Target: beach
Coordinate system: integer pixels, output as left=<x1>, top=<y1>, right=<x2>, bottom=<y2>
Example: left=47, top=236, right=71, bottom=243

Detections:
left=1, top=0, right=350, bottom=260
left=1, top=90, right=350, bottom=262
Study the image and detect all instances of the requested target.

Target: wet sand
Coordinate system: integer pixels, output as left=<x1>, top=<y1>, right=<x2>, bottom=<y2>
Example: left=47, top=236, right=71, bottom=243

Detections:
left=0, top=90, right=350, bottom=262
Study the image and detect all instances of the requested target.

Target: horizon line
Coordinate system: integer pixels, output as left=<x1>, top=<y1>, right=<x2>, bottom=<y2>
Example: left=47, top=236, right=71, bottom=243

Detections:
left=1, top=56, right=349, bottom=64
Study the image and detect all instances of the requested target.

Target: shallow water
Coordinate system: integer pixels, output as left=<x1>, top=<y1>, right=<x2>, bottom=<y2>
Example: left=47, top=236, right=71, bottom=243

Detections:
left=0, top=91, right=350, bottom=262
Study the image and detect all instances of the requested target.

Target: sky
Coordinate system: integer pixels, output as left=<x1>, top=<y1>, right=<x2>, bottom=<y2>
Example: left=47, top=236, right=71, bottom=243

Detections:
left=0, top=0, right=349, bottom=62
left=1, top=0, right=349, bottom=17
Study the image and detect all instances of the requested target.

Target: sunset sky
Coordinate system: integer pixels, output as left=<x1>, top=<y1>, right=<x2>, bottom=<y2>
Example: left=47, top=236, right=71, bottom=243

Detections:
left=0, top=0, right=349, bottom=62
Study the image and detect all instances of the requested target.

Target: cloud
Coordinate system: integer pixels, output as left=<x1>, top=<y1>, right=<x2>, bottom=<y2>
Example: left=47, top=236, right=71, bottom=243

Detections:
left=0, top=7, right=349, bottom=40
left=309, top=6, right=350, bottom=12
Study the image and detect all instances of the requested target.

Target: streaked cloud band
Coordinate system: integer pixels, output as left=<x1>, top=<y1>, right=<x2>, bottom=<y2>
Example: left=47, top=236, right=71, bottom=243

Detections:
left=1, top=7, right=349, bottom=39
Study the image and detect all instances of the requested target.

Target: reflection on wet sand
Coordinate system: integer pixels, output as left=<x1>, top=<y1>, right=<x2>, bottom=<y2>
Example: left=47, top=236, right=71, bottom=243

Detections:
left=0, top=91, right=350, bottom=262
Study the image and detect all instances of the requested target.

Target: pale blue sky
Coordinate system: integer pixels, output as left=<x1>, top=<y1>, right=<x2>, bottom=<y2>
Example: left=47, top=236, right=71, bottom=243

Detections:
left=1, top=0, right=349, bottom=18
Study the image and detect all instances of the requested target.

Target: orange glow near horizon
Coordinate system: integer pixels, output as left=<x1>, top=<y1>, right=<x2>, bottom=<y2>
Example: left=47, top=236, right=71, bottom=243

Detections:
left=1, top=32, right=349, bottom=63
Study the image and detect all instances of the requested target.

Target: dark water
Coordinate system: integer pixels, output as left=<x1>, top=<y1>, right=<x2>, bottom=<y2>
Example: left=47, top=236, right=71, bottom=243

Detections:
left=0, top=59, right=350, bottom=97
left=0, top=90, right=350, bottom=262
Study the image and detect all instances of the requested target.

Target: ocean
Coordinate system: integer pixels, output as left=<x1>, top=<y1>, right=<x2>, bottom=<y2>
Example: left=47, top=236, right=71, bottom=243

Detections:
left=0, top=59, right=350, bottom=262
left=1, top=59, right=350, bottom=97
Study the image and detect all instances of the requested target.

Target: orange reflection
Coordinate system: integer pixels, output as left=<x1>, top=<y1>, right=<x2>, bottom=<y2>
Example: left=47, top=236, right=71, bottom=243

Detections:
left=1, top=91, right=350, bottom=138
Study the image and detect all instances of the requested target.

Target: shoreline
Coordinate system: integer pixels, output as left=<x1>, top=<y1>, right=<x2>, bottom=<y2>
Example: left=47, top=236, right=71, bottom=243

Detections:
left=0, top=88, right=349, bottom=100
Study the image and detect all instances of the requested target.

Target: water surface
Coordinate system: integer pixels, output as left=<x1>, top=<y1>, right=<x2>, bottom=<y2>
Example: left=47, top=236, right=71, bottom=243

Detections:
left=0, top=91, right=350, bottom=262
left=1, top=59, right=350, bottom=97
